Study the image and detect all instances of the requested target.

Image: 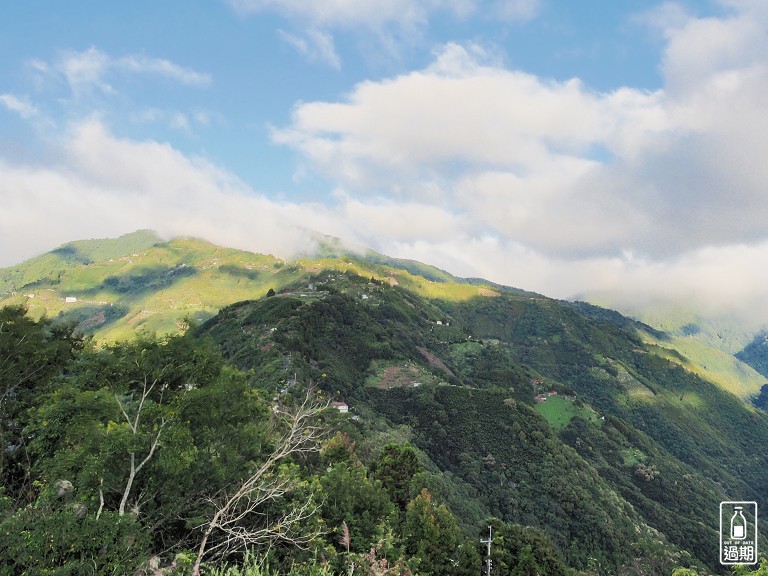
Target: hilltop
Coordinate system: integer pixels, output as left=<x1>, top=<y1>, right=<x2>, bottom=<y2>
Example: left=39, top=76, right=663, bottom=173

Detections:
left=0, top=230, right=511, bottom=341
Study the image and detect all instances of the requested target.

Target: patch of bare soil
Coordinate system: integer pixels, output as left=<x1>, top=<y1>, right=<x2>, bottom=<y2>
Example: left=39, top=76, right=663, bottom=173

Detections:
left=377, top=364, right=425, bottom=388
left=416, top=346, right=455, bottom=377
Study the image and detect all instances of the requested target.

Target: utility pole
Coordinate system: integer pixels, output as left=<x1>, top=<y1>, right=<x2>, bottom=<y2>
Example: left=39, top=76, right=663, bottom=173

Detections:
left=480, top=525, right=493, bottom=576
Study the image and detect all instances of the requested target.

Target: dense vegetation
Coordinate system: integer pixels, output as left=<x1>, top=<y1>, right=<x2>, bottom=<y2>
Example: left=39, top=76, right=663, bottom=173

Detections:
left=4, top=234, right=768, bottom=575
left=0, top=304, right=572, bottom=575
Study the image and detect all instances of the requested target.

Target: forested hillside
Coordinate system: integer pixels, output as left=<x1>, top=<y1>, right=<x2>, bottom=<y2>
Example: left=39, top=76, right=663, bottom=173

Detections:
left=3, top=234, right=768, bottom=575
left=192, top=272, right=768, bottom=574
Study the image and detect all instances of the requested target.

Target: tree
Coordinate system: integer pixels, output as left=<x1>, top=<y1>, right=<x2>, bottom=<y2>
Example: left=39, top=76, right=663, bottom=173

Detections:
left=0, top=505, right=149, bottom=574
left=319, top=456, right=396, bottom=555
left=485, top=519, right=568, bottom=576
left=192, top=389, right=330, bottom=575
left=22, top=333, right=267, bottom=562
left=513, top=544, right=542, bottom=576
left=373, top=443, right=420, bottom=511
left=28, top=336, right=202, bottom=521
left=0, top=306, right=82, bottom=507
left=402, top=488, right=478, bottom=576
left=112, top=367, right=170, bottom=518
left=734, top=559, right=768, bottom=575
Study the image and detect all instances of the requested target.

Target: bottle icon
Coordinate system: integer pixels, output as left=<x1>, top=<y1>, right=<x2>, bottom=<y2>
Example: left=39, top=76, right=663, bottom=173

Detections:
left=731, top=506, right=748, bottom=540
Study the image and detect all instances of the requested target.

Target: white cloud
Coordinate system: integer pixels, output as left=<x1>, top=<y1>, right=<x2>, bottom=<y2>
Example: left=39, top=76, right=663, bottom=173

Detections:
left=52, top=47, right=211, bottom=97
left=275, top=43, right=667, bottom=187
left=226, top=0, right=508, bottom=65
left=227, top=0, right=538, bottom=28
left=274, top=19, right=768, bottom=261
left=494, top=0, right=542, bottom=22
left=228, top=0, right=463, bottom=29
left=278, top=29, right=341, bottom=69
left=273, top=42, right=672, bottom=256
left=263, top=2, right=768, bottom=319
left=231, top=0, right=431, bottom=67
left=115, top=54, right=212, bottom=86
left=0, top=119, right=333, bottom=266
left=59, top=46, right=112, bottom=96
left=13, top=47, right=213, bottom=141
left=339, top=195, right=462, bottom=242
left=0, top=94, right=39, bottom=119
left=130, top=108, right=199, bottom=133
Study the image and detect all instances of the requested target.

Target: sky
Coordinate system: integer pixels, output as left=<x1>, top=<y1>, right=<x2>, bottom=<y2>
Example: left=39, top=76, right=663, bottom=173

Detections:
left=1, top=0, right=768, bottom=323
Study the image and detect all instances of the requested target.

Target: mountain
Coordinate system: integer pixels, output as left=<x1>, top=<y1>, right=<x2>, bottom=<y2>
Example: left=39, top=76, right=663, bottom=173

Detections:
left=193, top=271, right=768, bottom=573
left=0, top=231, right=523, bottom=341
left=2, top=230, right=764, bottom=399
left=4, top=230, right=768, bottom=573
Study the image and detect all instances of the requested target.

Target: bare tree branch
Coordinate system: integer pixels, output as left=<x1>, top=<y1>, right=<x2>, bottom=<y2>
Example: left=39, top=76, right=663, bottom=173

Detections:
left=96, top=477, right=105, bottom=521
left=118, top=416, right=166, bottom=516
left=191, top=388, right=329, bottom=576
left=112, top=377, right=168, bottom=517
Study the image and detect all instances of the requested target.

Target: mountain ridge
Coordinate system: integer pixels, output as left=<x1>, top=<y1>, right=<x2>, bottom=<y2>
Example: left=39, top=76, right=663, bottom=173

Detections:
left=192, top=270, right=768, bottom=573
left=1, top=229, right=765, bottom=399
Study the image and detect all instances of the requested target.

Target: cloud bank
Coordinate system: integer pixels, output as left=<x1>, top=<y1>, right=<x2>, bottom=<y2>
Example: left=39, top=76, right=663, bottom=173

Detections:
left=2, top=1, right=768, bottom=325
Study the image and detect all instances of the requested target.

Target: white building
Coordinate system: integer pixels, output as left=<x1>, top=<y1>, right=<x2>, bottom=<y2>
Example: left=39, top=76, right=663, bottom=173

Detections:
left=331, top=402, right=349, bottom=414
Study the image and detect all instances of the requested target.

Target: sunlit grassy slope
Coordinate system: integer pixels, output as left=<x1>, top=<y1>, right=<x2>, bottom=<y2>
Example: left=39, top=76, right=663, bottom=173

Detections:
left=583, top=295, right=767, bottom=398
left=534, top=394, right=600, bottom=431
left=643, top=334, right=766, bottom=398
left=0, top=231, right=503, bottom=342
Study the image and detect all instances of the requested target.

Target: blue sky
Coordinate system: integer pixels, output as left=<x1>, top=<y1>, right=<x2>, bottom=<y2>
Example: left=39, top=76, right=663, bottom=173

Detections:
left=2, top=0, right=767, bottom=323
